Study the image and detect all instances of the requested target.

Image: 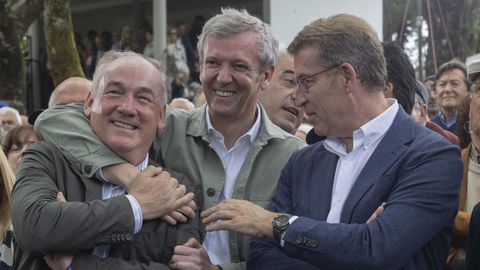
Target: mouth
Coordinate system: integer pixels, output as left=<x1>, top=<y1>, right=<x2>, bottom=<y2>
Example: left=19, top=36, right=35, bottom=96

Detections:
left=282, top=106, right=299, bottom=117
left=112, top=120, right=137, bottom=130
left=215, top=89, right=235, bottom=97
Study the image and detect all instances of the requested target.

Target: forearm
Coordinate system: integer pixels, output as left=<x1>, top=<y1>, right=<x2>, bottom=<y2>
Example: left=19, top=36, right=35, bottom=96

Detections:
left=35, top=104, right=126, bottom=177
left=102, top=163, right=139, bottom=190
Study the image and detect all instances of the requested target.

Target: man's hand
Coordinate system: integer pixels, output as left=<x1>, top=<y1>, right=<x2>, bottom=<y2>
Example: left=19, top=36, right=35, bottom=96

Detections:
left=44, top=192, right=73, bottom=270
left=129, top=166, right=195, bottom=220
left=201, top=199, right=277, bottom=238
left=366, top=202, right=386, bottom=224
left=170, top=238, right=219, bottom=270
left=161, top=199, right=197, bottom=225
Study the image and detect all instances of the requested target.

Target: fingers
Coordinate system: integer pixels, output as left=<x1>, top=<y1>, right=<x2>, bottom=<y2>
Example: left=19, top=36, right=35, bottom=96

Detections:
left=56, top=192, right=67, bottom=203
left=43, top=255, right=54, bottom=267
left=141, top=165, right=164, bottom=177
left=161, top=214, right=178, bottom=225
left=177, top=203, right=196, bottom=219
left=167, top=210, right=188, bottom=223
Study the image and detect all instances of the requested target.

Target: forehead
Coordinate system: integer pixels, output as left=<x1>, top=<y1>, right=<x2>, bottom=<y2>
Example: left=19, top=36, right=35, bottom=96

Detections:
left=204, top=32, right=261, bottom=64
left=439, top=68, right=465, bottom=81
left=0, top=111, right=17, bottom=120
left=293, top=46, right=322, bottom=75
left=275, top=54, right=294, bottom=74
left=104, top=57, right=162, bottom=92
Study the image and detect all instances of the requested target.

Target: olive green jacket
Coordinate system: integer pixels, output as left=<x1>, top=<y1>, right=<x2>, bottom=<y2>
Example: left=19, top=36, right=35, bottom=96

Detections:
left=35, top=103, right=306, bottom=270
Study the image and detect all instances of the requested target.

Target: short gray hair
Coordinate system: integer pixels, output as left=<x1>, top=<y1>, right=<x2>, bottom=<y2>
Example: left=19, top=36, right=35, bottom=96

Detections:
left=91, top=50, right=168, bottom=106
left=197, top=8, right=278, bottom=72
left=0, top=107, right=21, bottom=125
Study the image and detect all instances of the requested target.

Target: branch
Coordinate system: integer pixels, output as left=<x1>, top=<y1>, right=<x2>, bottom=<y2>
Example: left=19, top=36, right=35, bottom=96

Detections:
left=10, top=0, right=44, bottom=35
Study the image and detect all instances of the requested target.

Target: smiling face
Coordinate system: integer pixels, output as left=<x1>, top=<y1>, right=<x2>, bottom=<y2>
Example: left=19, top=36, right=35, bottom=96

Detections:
left=84, top=56, right=165, bottom=165
left=436, top=68, right=468, bottom=111
left=259, top=54, right=304, bottom=134
left=199, top=31, right=273, bottom=124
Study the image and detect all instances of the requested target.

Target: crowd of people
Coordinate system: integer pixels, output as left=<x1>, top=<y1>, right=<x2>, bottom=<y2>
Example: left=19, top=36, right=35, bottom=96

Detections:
left=1, top=7, right=479, bottom=270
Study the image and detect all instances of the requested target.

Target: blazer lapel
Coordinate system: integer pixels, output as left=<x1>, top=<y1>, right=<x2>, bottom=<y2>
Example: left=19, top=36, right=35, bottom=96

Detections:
left=340, top=109, right=415, bottom=222
left=311, top=147, right=338, bottom=220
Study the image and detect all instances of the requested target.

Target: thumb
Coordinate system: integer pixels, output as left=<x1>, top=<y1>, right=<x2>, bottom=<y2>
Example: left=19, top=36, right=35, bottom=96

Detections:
left=182, top=237, right=201, bottom=248
left=56, top=192, right=67, bottom=203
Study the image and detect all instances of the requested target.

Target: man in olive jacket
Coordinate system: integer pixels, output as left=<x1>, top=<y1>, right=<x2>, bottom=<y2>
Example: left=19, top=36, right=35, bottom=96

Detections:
left=11, top=51, right=198, bottom=270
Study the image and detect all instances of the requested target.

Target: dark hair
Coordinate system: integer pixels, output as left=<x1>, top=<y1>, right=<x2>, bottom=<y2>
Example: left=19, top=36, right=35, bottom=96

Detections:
left=435, top=60, right=471, bottom=91
left=2, top=125, right=37, bottom=154
left=383, top=42, right=416, bottom=114
left=456, top=94, right=471, bottom=148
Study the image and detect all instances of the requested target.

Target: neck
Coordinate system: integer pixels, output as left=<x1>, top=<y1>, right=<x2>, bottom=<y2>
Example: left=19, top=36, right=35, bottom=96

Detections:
left=209, top=108, right=257, bottom=150
left=441, top=107, right=456, bottom=121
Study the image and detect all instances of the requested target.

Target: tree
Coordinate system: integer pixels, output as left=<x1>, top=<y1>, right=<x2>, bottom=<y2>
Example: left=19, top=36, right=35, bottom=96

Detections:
left=0, top=0, right=43, bottom=110
left=44, top=0, right=84, bottom=86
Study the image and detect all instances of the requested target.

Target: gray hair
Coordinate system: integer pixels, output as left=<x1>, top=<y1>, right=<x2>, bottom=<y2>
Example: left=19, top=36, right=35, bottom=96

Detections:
left=197, top=8, right=279, bottom=72
left=91, top=50, right=168, bottom=106
left=0, top=107, right=21, bottom=125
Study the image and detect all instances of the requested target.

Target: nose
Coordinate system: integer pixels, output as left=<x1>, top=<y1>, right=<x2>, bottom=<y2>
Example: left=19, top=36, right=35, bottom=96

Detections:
left=117, top=94, right=136, bottom=116
left=293, top=85, right=307, bottom=107
left=216, top=64, right=233, bottom=85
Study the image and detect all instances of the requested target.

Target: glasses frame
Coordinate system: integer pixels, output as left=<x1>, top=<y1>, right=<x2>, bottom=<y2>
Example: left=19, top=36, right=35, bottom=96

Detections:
left=296, top=63, right=341, bottom=92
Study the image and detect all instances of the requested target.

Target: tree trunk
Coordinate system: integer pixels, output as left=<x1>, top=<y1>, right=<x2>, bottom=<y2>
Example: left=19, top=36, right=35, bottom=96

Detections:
left=0, top=0, right=43, bottom=109
left=44, top=0, right=84, bottom=87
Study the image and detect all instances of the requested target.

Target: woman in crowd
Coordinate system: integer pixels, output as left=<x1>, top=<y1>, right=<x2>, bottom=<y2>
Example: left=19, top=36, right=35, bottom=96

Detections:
left=2, top=125, right=38, bottom=173
left=0, top=149, right=15, bottom=269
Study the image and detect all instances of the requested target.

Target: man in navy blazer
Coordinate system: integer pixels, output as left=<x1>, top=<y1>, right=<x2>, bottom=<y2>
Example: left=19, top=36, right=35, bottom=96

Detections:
left=203, top=14, right=462, bottom=270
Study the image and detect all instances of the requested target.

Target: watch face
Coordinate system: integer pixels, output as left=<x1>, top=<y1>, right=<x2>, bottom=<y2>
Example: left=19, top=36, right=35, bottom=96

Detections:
left=274, top=215, right=290, bottom=229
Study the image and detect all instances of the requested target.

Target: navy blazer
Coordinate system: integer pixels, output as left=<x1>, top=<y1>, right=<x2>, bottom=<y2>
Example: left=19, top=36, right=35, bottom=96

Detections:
left=248, top=108, right=463, bottom=270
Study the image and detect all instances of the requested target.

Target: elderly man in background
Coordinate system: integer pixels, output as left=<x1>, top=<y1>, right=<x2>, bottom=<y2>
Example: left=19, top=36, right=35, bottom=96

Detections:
left=258, top=49, right=304, bottom=135
left=0, top=106, right=22, bottom=143
left=169, top=97, right=195, bottom=111
left=33, top=8, right=305, bottom=270
left=11, top=51, right=197, bottom=270
left=48, top=77, right=91, bottom=108
left=431, top=60, right=470, bottom=134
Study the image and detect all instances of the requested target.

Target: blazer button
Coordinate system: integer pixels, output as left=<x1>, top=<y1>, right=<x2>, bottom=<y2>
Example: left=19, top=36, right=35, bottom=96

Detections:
left=295, top=235, right=303, bottom=245
left=121, top=234, right=125, bottom=241
left=111, top=234, right=117, bottom=242
left=206, top=188, right=216, bottom=197
left=116, top=233, right=122, bottom=241
left=125, top=233, right=132, bottom=241
left=309, top=239, right=319, bottom=248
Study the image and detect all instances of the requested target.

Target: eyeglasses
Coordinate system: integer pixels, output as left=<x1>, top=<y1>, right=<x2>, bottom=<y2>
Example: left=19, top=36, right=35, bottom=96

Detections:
left=297, top=63, right=340, bottom=92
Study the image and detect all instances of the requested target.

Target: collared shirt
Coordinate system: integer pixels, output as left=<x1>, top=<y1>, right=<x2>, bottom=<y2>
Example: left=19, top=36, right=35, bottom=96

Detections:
left=92, top=155, right=149, bottom=258
left=324, top=99, right=398, bottom=223
left=202, top=105, right=261, bottom=265
left=436, top=109, right=457, bottom=129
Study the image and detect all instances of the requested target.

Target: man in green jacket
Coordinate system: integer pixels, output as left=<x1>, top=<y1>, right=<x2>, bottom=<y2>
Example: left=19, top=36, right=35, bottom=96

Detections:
left=35, top=8, right=305, bottom=270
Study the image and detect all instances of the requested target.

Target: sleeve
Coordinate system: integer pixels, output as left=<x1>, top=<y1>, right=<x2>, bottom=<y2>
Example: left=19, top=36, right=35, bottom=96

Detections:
left=72, top=253, right=171, bottom=270
left=11, top=144, right=135, bottom=256
left=249, top=138, right=463, bottom=269
left=34, top=103, right=125, bottom=177
left=247, top=156, right=319, bottom=270
left=453, top=210, right=471, bottom=247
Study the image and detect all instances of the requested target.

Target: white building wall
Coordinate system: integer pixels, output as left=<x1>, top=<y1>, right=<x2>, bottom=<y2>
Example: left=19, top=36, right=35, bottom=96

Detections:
left=268, top=0, right=383, bottom=47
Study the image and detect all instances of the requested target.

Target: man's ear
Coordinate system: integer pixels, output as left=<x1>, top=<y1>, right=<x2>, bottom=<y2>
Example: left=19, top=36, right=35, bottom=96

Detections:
left=338, top=62, right=357, bottom=93
left=84, top=92, right=94, bottom=118
left=385, top=82, right=394, bottom=98
left=260, top=65, right=275, bottom=90
left=420, top=104, right=429, bottom=122
left=157, top=106, right=167, bottom=130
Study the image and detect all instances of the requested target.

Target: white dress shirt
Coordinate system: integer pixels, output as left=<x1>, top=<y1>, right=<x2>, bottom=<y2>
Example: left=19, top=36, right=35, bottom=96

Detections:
left=92, top=155, right=149, bottom=258
left=202, top=105, right=261, bottom=264
left=324, top=99, right=398, bottom=223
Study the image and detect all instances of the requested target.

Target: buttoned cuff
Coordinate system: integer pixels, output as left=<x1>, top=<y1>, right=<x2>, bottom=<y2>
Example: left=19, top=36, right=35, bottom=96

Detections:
left=280, top=215, right=299, bottom=247
left=125, top=195, right=143, bottom=233
left=95, top=169, right=110, bottom=183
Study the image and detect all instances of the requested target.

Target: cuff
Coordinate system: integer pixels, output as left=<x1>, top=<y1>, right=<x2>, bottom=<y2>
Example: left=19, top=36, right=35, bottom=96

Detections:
left=95, top=168, right=110, bottom=183
left=125, top=195, right=143, bottom=233
left=280, top=215, right=299, bottom=247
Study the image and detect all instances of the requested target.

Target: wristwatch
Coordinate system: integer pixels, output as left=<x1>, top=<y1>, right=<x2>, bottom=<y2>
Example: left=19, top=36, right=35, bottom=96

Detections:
left=272, top=214, right=292, bottom=242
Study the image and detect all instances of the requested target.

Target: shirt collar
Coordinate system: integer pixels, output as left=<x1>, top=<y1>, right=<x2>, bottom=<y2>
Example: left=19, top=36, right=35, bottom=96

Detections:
left=205, top=104, right=261, bottom=144
left=136, top=153, right=149, bottom=171
left=324, top=98, right=399, bottom=155
left=437, top=109, right=457, bottom=127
